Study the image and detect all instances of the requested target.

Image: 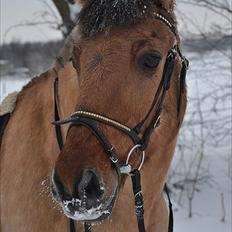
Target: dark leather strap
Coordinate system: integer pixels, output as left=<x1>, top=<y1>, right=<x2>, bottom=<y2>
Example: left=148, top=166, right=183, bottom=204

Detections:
left=56, top=111, right=142, bottom=146
left=164, top=184, right=173, bottom=232
left=69, top=118, right=122, bottom=177
left=137, top=48, right=176, bottom=128
left=0, top=113, right=11, bottom=145
left=177, top=59, right=188, bottom=125
left=54, top=78, right=63, bottom=150
left=84, top=223, right=92, bottom=232
left=131, top=169, right=145, bottom=232
left=69, top=218, right=92, bottom=232
left=134, top=48, right=177, bottom=151
left=70, top=219, right=76, bottom=232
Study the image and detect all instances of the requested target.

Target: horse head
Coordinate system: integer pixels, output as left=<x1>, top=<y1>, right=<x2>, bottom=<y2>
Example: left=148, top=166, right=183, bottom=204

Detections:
left=51, top=0, right=187, bottom=225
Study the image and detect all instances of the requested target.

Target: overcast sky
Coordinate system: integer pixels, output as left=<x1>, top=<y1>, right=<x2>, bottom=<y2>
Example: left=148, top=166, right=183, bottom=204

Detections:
left=1, top=0, right=230, bottom=44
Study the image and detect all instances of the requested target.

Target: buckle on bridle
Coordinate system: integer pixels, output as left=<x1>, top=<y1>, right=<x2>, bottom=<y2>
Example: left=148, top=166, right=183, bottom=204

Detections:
left=153, top=115, right=161, bottom=128
left=108, top=146, right=119, bottom=164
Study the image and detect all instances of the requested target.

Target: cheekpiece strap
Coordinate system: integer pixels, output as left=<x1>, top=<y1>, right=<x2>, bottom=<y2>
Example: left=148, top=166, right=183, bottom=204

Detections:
left=53, top=78, right=64, bottom=150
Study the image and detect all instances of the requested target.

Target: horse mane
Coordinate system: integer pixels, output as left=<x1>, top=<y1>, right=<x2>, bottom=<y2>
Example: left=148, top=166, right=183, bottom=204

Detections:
left=77, top=0, right=176, bottom=36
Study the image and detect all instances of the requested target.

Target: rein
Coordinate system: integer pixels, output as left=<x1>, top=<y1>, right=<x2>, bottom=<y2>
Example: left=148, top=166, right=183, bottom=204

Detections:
left=52, top=12, right=188, bottom=232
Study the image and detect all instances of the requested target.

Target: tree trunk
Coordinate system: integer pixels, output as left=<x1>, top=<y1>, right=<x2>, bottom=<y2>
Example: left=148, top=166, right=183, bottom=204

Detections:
left=51, top=0, right=75, bottom=37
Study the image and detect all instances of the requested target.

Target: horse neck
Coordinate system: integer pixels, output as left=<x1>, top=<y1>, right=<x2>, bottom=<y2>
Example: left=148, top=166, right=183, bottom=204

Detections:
left=130, top=124, right=178, bottom=221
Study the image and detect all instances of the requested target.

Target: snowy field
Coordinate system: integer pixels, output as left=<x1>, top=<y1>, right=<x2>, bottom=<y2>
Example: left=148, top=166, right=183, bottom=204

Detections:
left=170, top=49, right=231, bottom=232
left=0, top=49, right=231, bottom=232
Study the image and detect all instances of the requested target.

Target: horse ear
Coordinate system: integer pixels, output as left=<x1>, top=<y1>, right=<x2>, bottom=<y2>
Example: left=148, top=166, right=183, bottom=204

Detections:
left=155, top=0, right=175, bottom=12
left=72, top=45, right=81, bottom=72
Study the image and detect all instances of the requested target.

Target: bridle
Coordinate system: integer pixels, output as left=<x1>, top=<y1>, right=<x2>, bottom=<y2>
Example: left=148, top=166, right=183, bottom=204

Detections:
left=52, top=12, right=189, bottom=232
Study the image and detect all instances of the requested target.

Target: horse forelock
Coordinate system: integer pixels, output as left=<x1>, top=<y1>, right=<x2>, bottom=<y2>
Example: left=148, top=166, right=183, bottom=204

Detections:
left=77, top=0, right=176, bottom=37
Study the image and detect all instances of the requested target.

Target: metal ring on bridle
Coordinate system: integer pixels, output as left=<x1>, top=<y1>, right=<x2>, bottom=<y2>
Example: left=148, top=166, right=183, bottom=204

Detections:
left=126, top=144, right=145, bottom=171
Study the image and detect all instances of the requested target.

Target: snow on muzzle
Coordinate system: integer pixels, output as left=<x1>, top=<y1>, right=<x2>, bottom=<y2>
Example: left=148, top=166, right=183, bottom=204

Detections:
left=51, top=168, right=119, bottom=222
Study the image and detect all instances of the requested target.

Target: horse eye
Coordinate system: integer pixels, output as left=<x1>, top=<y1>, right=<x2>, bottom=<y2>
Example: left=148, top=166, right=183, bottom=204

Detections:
left=137, top=52, right=161, bottom=71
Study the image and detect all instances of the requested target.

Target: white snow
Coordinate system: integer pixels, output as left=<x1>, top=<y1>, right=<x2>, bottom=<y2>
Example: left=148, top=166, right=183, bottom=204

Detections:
left=68, top=2, right=80, bottom=21
left=0, top=60, right=9, bottom=65
left=170, top=49, right=231, bottom=232
left=62, top=200, right=110, bottom=221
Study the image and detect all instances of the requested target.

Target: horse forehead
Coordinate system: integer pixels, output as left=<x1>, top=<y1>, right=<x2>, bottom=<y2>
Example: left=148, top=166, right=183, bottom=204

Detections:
left=79, top=21, right=171, bottom=52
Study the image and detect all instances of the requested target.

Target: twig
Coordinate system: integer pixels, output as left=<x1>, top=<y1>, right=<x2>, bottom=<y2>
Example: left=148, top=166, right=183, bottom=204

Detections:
left=220, top=192, right=226, bottom=222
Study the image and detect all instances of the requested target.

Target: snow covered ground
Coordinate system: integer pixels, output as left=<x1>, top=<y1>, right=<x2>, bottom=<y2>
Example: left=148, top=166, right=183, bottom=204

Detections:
left=170, top=49, right=231, bottom=232
left=0, top=49, right=231, bottom=231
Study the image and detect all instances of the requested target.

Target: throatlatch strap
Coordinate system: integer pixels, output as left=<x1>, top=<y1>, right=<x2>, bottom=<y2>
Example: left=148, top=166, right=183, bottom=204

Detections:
left=164, top=185, right=173, bottom=232
left=177, top=59, right=188, bottom=125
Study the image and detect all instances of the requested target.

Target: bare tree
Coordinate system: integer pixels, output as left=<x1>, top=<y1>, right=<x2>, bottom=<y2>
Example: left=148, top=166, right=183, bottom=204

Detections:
left=3, top=0, right=79, bottom=41
left=50, top=0, right=77, bottom=36
left=177, top=0, right=232, bottom=43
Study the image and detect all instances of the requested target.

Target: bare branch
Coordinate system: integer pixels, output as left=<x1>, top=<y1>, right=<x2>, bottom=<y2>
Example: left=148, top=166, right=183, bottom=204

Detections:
left=51, top=0, right=75, bottom=36
left=3, top=21, right=59, bottom=43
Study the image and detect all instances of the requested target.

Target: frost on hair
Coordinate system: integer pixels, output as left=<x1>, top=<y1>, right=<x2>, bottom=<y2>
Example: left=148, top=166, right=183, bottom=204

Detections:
left=77, top=0, right=175, bottom=36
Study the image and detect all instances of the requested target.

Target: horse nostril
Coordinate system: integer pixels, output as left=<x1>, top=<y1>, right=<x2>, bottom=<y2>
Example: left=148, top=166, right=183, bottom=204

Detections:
left=75, top=169, right=104, bottom=208
left=51, top=169, right=72, bottom=201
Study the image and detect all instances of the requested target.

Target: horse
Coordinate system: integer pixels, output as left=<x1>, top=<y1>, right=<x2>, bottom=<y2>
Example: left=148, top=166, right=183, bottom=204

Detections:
left=0, top=0, right=188, bottom=231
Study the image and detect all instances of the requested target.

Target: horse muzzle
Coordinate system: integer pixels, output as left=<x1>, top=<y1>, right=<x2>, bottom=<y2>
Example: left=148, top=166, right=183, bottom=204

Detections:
left=50, top=168, right=118, bottom=222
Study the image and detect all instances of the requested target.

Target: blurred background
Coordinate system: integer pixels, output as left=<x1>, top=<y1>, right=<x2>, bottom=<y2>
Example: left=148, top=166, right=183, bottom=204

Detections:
left=0, top=1, right=231, bottom=231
